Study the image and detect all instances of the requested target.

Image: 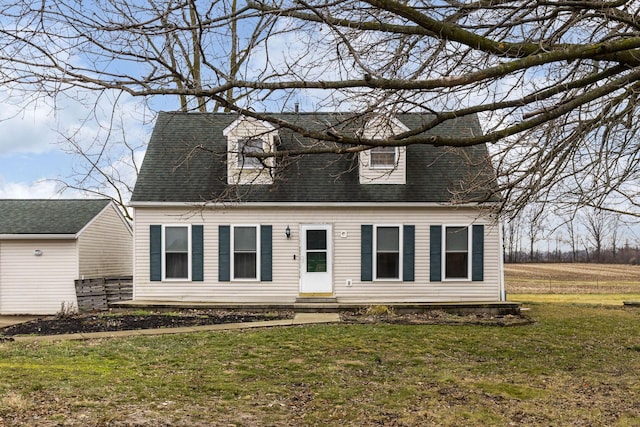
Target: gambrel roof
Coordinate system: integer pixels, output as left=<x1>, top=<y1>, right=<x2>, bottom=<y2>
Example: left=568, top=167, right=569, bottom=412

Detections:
left=0, top=199, right=112, bottom=235
left=131, top=112, right=500, bottom=204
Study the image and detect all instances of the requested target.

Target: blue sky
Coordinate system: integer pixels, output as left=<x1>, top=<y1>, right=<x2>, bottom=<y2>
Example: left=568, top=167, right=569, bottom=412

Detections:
left=0, top=91, right=154, bottom=200
left=0, top=107, right=74, bottom=198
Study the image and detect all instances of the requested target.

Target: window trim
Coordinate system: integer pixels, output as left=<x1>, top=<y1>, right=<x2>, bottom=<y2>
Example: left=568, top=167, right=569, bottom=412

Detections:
left=162, top=224, right=192, bottom=281
left=369, top=146, right=397, bottom=169
left=237, top=138, right=265, bottom=169
left=231, top=224, right=261, bottom=281
left=373, top=224, right=403, bottom=281
left=442, top=225, right=472, bottom=281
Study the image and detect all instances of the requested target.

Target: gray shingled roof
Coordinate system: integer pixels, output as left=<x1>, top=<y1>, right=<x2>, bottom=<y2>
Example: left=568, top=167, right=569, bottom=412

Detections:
left=0, top=199, right=111, bottom=235
left=131, top=112, right=500, bottom=204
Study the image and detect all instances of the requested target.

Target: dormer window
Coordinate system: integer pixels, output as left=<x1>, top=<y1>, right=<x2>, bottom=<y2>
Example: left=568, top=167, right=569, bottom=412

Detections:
left=223, top=116, right=278, bottom=185
left=238, top=138, right=265, bottom=169
left=370, top=146, right=396, bottom=168
left=359, top=115, right=408, bottom=184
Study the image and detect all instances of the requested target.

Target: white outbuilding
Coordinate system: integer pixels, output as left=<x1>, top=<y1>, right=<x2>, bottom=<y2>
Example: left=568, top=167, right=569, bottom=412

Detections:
left=0, top=199, right=132, bottom=314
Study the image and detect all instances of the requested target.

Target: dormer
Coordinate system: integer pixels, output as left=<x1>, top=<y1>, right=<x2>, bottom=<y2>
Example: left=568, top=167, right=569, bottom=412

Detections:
left=358, top=115, right=408, bottom=184
left=223, top=116, right=279, bottom=185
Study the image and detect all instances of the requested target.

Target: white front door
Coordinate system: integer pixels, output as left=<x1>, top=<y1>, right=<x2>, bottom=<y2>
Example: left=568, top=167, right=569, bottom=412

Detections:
left=299, top=225, right=333, bottom=294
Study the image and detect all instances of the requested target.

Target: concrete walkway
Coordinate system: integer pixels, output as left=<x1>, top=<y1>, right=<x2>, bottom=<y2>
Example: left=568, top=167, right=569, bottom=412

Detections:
left=7, top=312, right=341, bottom=343
left=0, top=316, right=37, bottom=328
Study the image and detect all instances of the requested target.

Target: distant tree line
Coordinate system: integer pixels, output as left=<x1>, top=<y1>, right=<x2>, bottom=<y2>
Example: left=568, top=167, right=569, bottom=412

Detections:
left=504, top=205, right=640, bottom=264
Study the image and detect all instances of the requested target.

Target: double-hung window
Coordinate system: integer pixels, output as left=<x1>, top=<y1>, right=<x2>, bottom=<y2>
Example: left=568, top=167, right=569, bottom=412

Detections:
left=370, top=146, right=396, bottom=168
left=430, top=224, right=483, bottom=282
left=375, top=225, right=401, bottom=279
left=232, top=225, right=259, bottom=280
left=444, top=226, right=470, bottom=279
left=164, top=225, right=190, bottom=280
left=237, top=138, right=264, bottom=169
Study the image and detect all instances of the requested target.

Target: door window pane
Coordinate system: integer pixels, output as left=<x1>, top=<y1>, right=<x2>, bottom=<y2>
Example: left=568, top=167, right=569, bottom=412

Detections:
left=307, top=252, right=327, bottom=272
left=306, top=230, right=327, bottom=250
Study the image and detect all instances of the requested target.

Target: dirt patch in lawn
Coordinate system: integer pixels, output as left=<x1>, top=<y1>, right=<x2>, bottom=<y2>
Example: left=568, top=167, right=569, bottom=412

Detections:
left=0, top=309, right=295, bottom=338
left=340, top=308, right=533, bottom=326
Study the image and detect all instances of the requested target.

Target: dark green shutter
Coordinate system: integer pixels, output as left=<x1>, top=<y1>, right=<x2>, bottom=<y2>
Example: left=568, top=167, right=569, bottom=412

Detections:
left=361, top=225, right=373, bottom=282
left=472, top=224, right=484, bottom=281
left=260, top=225, right=272, bottom=282
left=218, top=225, right=230, bottom=282
left=403, top=225, right=415, bottom=282
left=150, top=225, right=162, bottom=281
left=430, top=225, right=442, bottom=282
left=192, top=225, right=204, bottom=281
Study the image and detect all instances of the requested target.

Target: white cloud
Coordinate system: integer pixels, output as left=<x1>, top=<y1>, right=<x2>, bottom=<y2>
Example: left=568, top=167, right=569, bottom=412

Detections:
left=0, top=100, right=60, bottom=156
left=0, top=178, right=62, bottom=199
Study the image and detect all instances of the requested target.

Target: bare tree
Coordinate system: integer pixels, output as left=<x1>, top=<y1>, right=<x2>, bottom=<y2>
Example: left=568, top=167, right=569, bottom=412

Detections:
left=0, top=0, right=277, bottom=211
left=580, top=207, right=617, bottom=263
left=2, top=1, right=640, bottom=213
left=504, top=213, right=523, bottom=263
left=565, top=216, right=580, bottom=263
left=523, top=204, right=547, bottom=262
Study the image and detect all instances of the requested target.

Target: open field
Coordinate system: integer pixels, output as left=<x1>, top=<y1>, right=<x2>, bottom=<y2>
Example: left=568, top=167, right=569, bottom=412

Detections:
left=505, top=263, right=640, bottom=294
left=0, top=303, right=639, bottom=426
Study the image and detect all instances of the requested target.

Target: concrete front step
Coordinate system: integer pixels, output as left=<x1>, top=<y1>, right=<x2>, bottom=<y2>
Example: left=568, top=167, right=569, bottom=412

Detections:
left=294, top=297, right=338, bottom=304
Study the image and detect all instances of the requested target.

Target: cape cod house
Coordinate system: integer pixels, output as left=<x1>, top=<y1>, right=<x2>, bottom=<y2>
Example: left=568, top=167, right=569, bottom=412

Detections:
left=129, top=112, right=505, bottom=305
left=0, top=199, right=132, bottom=314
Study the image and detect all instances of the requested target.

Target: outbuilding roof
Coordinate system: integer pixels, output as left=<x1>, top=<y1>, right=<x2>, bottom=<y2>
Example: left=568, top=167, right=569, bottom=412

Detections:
left=131, top=112, right=499, bottom=204
left=0, top=199, right=111, bottom=235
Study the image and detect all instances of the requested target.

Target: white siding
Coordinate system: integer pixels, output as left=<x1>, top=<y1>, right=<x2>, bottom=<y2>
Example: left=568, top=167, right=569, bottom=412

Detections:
left=0, top=240, right=78, bottom=314
left=225, top=117, right=277, bottom=185
left=358, top=147, right=406, bottom=184
left=359, top=116, right=407, bottom=184
left=133, top=206, right=502, bottom=303
left=78, top=204, right=133, bottom=278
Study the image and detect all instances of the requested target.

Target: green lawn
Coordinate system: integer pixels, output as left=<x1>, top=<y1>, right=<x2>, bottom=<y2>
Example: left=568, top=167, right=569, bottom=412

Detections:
left=509, top=293, right=640, bottom=305
left=1, top=303, right=639, bottom=426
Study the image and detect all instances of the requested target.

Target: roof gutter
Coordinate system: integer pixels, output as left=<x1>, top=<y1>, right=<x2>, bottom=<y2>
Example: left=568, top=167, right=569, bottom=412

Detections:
left=129, top=201, right=500, bottom=209
left=0, top=234, right=78, bottom=240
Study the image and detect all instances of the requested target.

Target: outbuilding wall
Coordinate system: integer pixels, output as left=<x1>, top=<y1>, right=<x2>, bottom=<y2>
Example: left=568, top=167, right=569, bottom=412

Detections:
left=0, top=239, right=78, bottom=314
left=78, top=204, right=133, bottom=278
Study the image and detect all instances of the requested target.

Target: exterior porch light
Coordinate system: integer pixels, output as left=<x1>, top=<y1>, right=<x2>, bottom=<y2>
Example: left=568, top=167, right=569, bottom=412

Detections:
left=285, top=225, right=291, bottom=239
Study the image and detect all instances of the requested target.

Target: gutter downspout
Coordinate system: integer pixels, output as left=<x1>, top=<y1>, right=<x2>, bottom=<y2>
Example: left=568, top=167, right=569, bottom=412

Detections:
left=498, top=221, right=506, bottom=301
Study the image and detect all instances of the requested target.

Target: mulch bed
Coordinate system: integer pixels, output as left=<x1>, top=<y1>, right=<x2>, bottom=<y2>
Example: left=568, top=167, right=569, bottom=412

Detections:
left=0, top=309, right=295, bottom=338
left=340, top=309, right=534, bottom=326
